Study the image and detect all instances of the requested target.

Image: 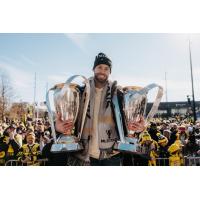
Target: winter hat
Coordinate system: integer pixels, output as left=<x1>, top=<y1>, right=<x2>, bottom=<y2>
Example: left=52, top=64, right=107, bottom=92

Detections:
left=93, top=52, right=112, bottom=72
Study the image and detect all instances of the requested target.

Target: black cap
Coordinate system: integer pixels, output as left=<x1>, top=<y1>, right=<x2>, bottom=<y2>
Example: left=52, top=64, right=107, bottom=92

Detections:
left=93, top=52, right=112, bottom=72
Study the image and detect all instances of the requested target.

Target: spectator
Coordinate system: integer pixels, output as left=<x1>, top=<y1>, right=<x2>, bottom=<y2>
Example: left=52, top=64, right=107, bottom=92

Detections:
left=0, top=125, right=20, bottom=165
left=17, top=131, right=41, bottom=166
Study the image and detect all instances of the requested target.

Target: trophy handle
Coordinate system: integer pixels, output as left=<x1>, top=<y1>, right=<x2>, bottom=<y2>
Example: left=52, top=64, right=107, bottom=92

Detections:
left=139, top=83, right=163, bottom=121
left=46, top=89, right=57, bottom=144
left=112, top=91, right=126, bottom=143
left=65, top=75, right=90, bottom=139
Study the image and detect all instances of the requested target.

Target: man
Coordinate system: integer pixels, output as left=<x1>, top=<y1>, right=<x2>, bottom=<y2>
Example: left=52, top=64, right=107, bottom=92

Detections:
left=56, top=52, right=144, bottom=166
left=39, top=130, right=52, bottom=152
left=0, top=125, right=20, bottom=165
left=34, top=121, right=45, bottom=143
left=148, top=122, right=159, bottom=141
left=168, top=123, right=178, bottom=146
left=14, top=127, right=24, bottom=148
left=17, top=130, right=41, bottom=165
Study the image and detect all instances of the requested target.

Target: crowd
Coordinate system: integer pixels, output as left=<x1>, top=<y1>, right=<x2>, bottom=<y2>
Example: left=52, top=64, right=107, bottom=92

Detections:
left=0, top=118, right=52, bottom=166
left=0, top=115, right=200, bottom=166
left=126, top=116, right=200, bottom=166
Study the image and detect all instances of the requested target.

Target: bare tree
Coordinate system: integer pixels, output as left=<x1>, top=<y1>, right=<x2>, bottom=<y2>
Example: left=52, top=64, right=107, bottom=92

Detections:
left=0, top=71, right=13, bottom=121
left=9, top=102, right=29, bottom=121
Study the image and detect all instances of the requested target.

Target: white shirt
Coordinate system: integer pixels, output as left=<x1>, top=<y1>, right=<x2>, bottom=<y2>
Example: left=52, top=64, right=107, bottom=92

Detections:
left=89, top=87, right=103, bottom=159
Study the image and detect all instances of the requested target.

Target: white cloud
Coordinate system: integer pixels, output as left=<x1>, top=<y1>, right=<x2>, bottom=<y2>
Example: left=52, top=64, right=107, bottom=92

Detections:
left=19, top=54, right=37, bottom=66
left=0, top=62, right=32, bottom=87
left=64, top=33, right=89, bottom=54
left=0, top=61, right=34, bottom=102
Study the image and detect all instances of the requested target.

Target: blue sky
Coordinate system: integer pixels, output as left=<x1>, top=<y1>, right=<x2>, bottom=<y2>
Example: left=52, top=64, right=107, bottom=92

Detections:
left=0, top=33, right=200, bottom=104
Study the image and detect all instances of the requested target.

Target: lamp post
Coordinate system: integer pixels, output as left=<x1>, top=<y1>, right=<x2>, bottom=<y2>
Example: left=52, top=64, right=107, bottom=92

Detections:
left=189, top=39, right=197, bottom=122
left=33, top=72, right=37, bottom=121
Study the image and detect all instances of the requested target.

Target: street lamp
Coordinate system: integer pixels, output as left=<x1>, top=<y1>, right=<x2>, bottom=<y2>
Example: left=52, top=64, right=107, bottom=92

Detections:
left=189, top=40, right=197, bottom=122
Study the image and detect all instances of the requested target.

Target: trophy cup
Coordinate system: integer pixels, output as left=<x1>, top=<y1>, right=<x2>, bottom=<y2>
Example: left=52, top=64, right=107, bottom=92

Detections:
left=46, top=75, right=90, bottom=153
left=113, top=83, right=163, bottom=153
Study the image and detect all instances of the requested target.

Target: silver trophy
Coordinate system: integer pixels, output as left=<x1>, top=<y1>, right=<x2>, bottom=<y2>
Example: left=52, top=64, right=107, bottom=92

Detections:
left=113, top=83, right=163, bottom=153
left=46, top=75, right=90, bottom=153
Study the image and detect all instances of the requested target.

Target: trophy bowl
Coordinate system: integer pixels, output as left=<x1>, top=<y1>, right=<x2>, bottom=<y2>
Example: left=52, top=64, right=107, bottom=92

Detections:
left=123, top=86, right=147, bottom=135
left=46, top=75, right=90, bottom=153
left=113, top=83, right=163, bottom=154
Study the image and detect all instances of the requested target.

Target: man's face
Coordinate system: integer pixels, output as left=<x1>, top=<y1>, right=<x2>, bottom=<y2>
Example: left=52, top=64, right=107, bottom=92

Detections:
left=93, top=64, right=110, bottom=84
left=26, top=134, right=35, bottom=145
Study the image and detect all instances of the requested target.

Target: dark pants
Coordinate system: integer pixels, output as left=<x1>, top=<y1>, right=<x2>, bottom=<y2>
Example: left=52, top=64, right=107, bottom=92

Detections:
left=90, top=154, right=121, bottom=166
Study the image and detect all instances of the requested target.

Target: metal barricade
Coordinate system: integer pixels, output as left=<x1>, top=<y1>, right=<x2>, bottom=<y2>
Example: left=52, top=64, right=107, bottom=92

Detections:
left=184, top=156, right=200, bottom=166
left=156, top=158, right=169, bottom=166
left=5, top=160, right=20, bottom=166
left=4, top=157, right=200, bottom=166
left=156, top=157, right=200, bottom=166
left=32, top=159, right=49, bottom=166
left=5, top=159, right=49, bottom=166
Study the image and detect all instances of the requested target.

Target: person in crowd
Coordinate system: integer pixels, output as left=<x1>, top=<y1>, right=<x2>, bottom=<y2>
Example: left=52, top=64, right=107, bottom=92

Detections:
left=34, top=121, right=45, bottom=143
left=168, top=123, right=179, bottom=146
left=156, top=132, right=169, bottom=165
left=17, top=130, right=41, bottom=166
left=0, top=124, right=20, bottom=165
left=186, top=128, right=198, bottom=156
left=168, top=143, right=183, bottom=166
left=148, top=122, right=159, bottom=141
left=39, top=130, right=52, bottom=152
left=14, top=127, right=23, bottom=148
left=139, top=132, right=159, bottom=166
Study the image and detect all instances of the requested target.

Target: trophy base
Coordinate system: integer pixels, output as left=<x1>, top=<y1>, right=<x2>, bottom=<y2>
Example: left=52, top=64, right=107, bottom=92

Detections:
left=50, top=135, right=83, bottom=153
left=51, top=143, right=83, bottom=153
left=114, top=137, right=141, bottom=154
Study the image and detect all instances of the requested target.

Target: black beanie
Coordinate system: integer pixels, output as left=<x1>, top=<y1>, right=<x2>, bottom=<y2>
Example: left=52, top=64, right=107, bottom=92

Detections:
left=93, top=52, right=112, bottom=72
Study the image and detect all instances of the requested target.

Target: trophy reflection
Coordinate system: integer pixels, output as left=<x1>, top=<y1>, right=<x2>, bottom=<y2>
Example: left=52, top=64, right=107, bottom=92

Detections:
left=46, top=75, right=90, bottom=153
left=113, top=83, right=163, bottom=153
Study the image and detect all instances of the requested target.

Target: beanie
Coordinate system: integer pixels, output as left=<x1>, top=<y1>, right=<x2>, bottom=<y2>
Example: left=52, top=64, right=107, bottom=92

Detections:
left=93, top=52, right=112, bottom=72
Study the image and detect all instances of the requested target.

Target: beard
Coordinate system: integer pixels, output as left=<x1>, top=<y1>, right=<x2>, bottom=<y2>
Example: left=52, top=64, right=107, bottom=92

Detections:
left=94, top=73, right=108, bottom=84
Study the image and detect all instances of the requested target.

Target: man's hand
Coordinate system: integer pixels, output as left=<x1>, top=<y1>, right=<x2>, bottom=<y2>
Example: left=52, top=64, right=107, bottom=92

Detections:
left=55, top=112, right=73, bottom=135
left=128, top=116, right=146, bottom=133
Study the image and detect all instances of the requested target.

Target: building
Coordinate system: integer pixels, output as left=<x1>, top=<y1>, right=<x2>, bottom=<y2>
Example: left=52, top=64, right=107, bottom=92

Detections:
left=147, top=101, right=200, bottom=118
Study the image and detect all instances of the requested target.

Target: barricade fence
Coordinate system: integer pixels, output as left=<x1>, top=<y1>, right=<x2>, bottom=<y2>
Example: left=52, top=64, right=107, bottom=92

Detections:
left=184, top=156, right=200, bottom=166
left=156, top=158, right=169, bottom=166
left=3, top=157, right=200, bottom=166
left=156, top=157, right=200, bottom=166
left=5, top=159, right=49, bottom=166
